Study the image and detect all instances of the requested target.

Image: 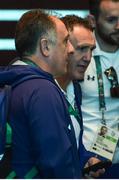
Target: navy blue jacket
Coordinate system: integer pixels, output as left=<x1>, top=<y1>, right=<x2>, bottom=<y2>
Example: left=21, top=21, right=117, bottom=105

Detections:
left=0, top=65, right=83, bottom=178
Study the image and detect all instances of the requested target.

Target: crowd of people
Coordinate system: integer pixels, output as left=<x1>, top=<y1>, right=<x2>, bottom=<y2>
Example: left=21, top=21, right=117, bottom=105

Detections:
left=0, top=0, right=119, bottom=178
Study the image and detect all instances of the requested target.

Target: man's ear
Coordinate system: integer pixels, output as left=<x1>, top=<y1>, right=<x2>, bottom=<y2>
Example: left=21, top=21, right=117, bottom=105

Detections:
left=87, top=14, right=96, bottom=29
left=40, top=38, right=50, bottom=57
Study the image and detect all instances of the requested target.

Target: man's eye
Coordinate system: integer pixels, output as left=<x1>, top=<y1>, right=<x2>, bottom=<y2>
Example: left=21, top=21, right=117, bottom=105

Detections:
left=64, top=39, right=68, bottom=46
left=91, top=46, right=96, bottom=51
left=107, top=17, right=117, bottom=23
left=65, top=39, right=68, bottom=44
left=79, top=46, right=88, bottom=52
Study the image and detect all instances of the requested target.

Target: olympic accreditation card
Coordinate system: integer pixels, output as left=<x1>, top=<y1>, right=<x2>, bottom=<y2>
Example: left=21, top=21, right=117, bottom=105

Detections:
left=90, top=124, right=119, bottom=161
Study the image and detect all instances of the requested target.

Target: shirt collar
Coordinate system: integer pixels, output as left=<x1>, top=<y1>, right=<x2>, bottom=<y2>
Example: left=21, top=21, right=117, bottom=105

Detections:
left=55, top=79, right=67, bottom=96
left=66, top=81, right=75, bottom=105
left=55, top=80, right=75, bottom=104
left=93, top=33, right=103, bottom=56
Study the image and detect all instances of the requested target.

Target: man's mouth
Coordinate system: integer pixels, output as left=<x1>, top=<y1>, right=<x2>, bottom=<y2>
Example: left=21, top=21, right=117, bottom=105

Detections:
left=77, top=65, right=88, bottom=72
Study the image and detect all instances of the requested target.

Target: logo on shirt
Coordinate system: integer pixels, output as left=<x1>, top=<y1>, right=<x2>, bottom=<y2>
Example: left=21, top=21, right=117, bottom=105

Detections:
left=87, top=75, right=95, bottom=81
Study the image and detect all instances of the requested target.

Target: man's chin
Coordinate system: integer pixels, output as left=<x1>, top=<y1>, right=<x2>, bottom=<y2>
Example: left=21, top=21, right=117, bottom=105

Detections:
left=76, top=76, right=84, bottom=82
left=110, top=35, right=119, bottom=45
left=78, top=78, right=84, bottom=82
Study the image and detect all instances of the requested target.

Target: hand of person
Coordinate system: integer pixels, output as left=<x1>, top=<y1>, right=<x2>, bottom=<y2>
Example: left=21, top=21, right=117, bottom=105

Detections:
left=83, top=157, right=105, bottom=178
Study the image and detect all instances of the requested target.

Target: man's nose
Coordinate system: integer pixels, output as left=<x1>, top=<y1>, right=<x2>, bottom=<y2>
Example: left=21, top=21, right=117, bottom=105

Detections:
left=83, top=50, right=92, bottom=62
left=68, top=40, right=74, bottom=54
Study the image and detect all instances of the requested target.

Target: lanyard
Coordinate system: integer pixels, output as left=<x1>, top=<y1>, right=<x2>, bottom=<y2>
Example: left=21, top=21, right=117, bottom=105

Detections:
left=73, top=81, right=83, bottom=129
left=68, top=102, right=80, bottom=120
left=67, top=98, right=82, bottom=129
left=94, top=56, right=106, bottom=125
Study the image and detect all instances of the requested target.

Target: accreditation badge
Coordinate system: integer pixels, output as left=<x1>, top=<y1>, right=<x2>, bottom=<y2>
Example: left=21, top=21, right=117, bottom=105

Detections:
left=90, top=124, right=119, bottom=161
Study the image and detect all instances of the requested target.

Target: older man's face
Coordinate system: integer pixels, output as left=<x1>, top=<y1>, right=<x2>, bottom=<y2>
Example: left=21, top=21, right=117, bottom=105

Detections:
left=68, top=25, right=95, bottom=81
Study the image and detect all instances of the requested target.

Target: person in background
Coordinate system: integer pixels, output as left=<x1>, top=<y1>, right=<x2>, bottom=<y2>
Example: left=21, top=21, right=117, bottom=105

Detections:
left=56, top=15, right=105, bottom=178
left=98, top=125, right=108, bottom=137
left=80, top=0, right=119, bottom=178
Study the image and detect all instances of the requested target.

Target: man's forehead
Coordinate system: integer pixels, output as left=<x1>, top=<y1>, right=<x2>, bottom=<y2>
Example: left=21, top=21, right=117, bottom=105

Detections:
left=70, top=25, right=92, bottom=36
left=100, top=0, right=119, bottom=15
left=71, top=26, right=94, bottom=41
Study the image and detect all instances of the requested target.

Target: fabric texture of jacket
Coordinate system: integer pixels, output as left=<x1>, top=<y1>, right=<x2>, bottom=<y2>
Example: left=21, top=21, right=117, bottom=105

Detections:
left=0, top=64, right=83, bottom=178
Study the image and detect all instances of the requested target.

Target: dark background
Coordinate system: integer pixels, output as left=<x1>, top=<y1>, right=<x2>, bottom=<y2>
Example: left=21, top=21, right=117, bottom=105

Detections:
left=0, top=0, right=89, bottom=65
